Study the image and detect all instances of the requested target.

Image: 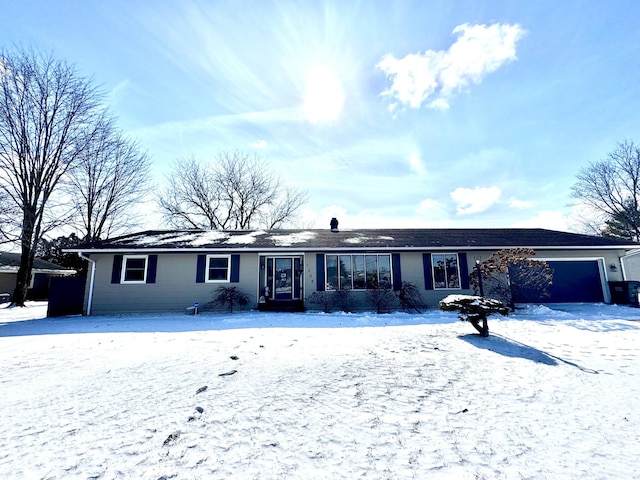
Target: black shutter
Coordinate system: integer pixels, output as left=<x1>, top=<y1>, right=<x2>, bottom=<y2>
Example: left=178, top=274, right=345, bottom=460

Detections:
left=316, top=254, right=325, bottom=291
left=111, top=255, right=123, bottom=284
left=423, top=253, right=433, bottom=290
left=196, top=255, right=206, bottom=283
left=230, top=255, right=240, bottom=283
left=392, top=253, right=402, bottom=291
left=458, top=253, right=469, bottom=289
left=146, top=255, right=158, bottom=284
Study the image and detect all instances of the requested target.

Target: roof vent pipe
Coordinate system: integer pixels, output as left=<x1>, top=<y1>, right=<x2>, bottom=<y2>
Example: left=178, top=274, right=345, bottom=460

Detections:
left=330, top=218, right=339, bottom=232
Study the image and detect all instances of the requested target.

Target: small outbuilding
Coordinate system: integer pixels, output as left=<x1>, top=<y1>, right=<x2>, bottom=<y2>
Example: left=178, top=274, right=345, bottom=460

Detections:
left=0, top=252, right=76, bottom=302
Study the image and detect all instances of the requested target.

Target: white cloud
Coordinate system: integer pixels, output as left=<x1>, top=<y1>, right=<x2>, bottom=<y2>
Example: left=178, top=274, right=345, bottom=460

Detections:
left=416, top=198, right=445, bottom=216
left=510, top=211, right=569, bottom=231
left=450, top=186, right=501, bottom=214
left=251, top=139, right=268, bottom=148
left=377, top=23, right=525, bottom=110
left=509, top=197, right=533, bottom=209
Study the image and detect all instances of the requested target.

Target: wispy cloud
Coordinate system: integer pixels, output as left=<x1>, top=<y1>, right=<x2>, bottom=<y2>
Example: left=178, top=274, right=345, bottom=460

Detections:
left=377, top=23, right=526, bottom=110
left=509, top=197, right=533, bottom=209
left=311, top=204, right=454, bottom=229
left=451, top=186, right=501, bottom=214
left=251, top=140, right=269, bottom=149
left=107, top=79, right=133, bottom=106
left=416, top=198, right=448, bottom=219
left=409, top=152, right=427, bottom=175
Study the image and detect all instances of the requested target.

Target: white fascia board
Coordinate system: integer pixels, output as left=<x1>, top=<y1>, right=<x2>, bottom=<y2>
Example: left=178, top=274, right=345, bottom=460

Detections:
left=65, top=244, right=637, bottom=254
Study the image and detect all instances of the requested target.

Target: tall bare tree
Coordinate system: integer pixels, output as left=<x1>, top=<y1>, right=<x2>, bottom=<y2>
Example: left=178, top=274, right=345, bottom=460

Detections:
left=0, top=48, right=103, bottom=305
left=571, top=141, right=640, bottom=242
left=157, top=152, right=307, bottom=230
left=65, top=116, right=152, bottom=242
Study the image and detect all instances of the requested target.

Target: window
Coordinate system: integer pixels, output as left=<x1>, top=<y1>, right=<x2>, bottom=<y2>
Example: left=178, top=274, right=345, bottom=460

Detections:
left=325, top=254, right=392, bottom=290
left=432, top=253, right=460, bottom=289
left=206, top=255, right=230, bottom=283
left=121, top=255, right=148, bottom=284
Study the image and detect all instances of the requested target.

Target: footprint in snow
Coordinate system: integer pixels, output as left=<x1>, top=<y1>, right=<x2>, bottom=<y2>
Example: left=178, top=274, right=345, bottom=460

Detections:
left=163, top=431, right=180, bottom=446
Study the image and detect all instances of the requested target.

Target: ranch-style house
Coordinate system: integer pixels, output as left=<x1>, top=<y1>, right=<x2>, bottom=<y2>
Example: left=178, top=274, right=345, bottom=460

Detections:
left=65, top=222, right=640, bottom=315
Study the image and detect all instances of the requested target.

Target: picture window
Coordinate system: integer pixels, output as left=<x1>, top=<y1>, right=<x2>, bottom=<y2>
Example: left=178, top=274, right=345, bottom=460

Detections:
left=325, top=254, right=392, bottom=290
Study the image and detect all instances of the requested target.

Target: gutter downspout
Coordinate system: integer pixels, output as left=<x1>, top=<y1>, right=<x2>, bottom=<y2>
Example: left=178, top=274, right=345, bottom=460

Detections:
left=78, top=252, right=95, bottom=316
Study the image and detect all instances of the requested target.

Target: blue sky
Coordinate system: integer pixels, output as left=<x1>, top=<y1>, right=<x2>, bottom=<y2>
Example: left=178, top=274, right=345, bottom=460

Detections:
left=2, top=0, right=640, bottom=231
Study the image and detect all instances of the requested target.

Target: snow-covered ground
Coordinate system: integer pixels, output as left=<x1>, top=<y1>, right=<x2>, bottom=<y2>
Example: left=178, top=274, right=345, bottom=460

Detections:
left=1, top=302, right=639, bottom=479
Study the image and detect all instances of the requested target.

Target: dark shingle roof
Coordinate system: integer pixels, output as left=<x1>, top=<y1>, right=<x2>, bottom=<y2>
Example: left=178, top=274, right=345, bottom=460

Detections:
left=65, top=228, right=639, bottom=252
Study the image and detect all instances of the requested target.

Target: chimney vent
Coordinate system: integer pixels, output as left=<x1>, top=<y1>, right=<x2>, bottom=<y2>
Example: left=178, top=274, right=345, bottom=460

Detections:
left=330, top=218, right=339, bottom=232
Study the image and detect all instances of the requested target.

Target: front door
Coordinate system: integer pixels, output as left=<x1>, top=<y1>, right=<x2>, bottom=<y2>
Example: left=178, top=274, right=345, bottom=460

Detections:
left=263, top=256, right=302, bottom=301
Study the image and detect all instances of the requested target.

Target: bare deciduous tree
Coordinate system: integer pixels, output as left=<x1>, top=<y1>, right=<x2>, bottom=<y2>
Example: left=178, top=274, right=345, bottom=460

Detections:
left=65, top=116, right=152, bottom=242
left=0, top=187, right=18, bottom=245
left=0, top=48, right=103, bottom=305
left=469, top=248, right=553, bottom=309
left=157, top=152, right=307, bottom=230
left=571, top=140, right=640, bottom=242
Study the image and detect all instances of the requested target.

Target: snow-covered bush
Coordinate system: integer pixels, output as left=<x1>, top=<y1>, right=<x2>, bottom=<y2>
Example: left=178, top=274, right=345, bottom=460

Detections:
left=439, top=294, right=509, bottom=337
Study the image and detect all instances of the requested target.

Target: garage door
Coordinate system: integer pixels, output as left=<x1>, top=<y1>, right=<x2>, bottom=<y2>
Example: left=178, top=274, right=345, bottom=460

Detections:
left=514, top=260, right=604, bottom=303
left=547, top=260, right=604, bottom=302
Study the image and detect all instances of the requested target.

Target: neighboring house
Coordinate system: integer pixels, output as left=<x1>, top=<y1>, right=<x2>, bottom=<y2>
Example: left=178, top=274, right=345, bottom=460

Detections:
left=65, top=224, right=640, bottom=315
left=0, top=252, right=76, bottom=302
left=620, top=249, right=640, bottom=280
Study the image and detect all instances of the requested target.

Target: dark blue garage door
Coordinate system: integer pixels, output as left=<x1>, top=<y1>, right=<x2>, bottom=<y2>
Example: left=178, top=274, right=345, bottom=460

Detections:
left=513, top=260, right=604, bottom=303
left=546, top=260, right=604, bottom=303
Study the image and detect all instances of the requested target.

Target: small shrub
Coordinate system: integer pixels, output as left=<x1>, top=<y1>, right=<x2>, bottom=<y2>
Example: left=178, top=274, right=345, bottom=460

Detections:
left=209, top=286, right=249, bottom=313
left=307, top=291, right=333, bottom=313
left=366, top=288, right=397, bottom=314
left=333, top=287, right=353, bottom=313
left=398, top=281, right=425, bottom=313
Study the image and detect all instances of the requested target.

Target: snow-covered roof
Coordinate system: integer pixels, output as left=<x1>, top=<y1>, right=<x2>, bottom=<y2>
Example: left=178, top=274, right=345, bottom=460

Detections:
left=64, top=228, right=640, bottom=253
left=0, top=252, right=76, bottom=275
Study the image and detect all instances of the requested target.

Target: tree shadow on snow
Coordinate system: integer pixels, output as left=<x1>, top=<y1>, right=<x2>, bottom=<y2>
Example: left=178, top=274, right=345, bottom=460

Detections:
left=459, top=333, right=599, bottom=373
left=459, top=333, right=557, bottom=365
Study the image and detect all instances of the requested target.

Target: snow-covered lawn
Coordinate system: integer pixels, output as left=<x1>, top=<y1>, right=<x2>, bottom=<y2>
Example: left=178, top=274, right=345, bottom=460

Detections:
left=1, top=303, right=639, bottom=479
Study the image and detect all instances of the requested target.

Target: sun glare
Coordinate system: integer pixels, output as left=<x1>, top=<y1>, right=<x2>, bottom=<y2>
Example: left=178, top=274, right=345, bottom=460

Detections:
left=303, top=66, right=345, bottom=123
